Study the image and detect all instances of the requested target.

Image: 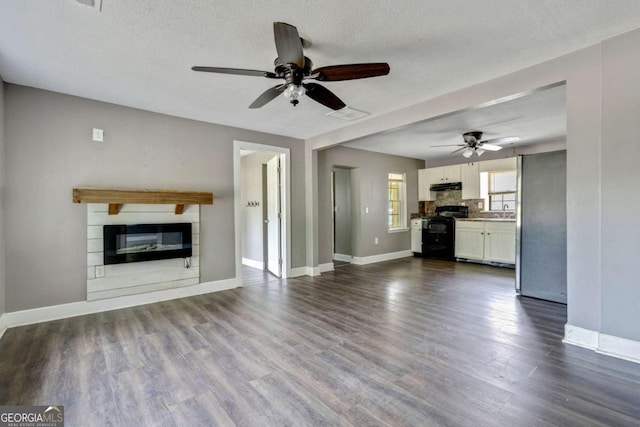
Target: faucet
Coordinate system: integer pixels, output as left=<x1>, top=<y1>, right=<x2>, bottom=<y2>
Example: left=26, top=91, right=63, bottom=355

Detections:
left=502, top=204, right=509, bottom=218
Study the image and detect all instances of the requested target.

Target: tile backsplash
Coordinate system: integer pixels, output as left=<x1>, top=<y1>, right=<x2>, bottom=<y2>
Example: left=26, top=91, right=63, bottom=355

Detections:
left=414, top=190, right=515, bottom=219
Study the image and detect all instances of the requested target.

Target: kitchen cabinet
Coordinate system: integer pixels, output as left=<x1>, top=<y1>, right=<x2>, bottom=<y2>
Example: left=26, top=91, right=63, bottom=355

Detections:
left=454, top=221, right=485, bottom=259
left=455, top=220, right=516, bottom=264
left=417, top=169, right=434, bottom=201
left=410, top=218, right=422, bottom=253
left=460, top=162, right=480, bottom=200
left=418, top=165, right=461, bottom=201
left=427, top=165, right=461, bottom=186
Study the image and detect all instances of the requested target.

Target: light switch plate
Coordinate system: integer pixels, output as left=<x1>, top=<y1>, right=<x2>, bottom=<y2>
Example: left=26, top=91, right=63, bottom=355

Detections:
left=92, top=128, right=104, bottom=142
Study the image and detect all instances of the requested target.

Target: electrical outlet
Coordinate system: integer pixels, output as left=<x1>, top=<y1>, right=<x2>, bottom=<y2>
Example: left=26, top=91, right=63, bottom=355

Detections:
left=374, top=237, right=379, bottom=245
left=95, top=265, right=105, bottom=278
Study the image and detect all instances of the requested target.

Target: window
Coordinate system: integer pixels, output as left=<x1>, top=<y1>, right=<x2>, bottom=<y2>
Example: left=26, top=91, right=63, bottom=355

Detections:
left=480, top=170, right=517, bottom=211
left=388, top=173, right=407, bottom=230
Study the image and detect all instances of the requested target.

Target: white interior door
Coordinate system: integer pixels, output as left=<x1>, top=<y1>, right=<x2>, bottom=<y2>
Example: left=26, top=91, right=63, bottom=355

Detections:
left=266, top=155, right=281, bottom=277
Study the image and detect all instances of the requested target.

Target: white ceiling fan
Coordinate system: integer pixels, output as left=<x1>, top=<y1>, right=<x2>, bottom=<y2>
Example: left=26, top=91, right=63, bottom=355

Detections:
left=434, top=131, right=520, bottom=158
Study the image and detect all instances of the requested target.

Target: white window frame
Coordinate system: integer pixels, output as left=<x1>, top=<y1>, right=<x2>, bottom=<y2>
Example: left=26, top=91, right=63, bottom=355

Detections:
left=388, top=172, right=407, bottom=231
left=480, top=169, right=517, bottom=212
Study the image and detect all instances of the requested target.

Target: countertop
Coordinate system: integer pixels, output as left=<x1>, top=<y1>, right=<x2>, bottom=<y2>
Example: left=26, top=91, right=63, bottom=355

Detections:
left=456, top=218, right=516, bottom=222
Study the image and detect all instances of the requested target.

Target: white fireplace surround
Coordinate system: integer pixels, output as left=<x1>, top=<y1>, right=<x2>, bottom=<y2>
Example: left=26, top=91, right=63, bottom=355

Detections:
left=86, top=203, right=200, bottom=300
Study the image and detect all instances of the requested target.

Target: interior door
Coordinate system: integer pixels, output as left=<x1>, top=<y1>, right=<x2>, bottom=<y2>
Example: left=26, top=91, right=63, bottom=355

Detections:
left=266, top=155, right=281, bottom=277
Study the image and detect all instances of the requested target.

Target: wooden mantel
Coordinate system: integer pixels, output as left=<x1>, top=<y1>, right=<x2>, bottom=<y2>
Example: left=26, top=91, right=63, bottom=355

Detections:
left=73, top=187, right=214, bottom=215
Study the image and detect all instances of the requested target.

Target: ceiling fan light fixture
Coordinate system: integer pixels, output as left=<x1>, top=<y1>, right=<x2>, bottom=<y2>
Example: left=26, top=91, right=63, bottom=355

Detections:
left=283, top=84, right=305, bottom=106
left=475, top=148, right=485, bottom=156
left=462, top=148, right=474, bottom=158
left=283, top=84, right=305, bottom=98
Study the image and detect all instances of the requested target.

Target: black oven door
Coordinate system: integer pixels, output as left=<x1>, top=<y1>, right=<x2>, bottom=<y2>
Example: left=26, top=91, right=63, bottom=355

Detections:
left=422, top=218, right=455, bottom=260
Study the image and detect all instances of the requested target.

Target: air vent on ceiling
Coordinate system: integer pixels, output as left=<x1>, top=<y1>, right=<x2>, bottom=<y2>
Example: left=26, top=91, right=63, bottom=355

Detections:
left=326, top=107, right=370, bottom=121
left=76, top=0, right=103, bottom=10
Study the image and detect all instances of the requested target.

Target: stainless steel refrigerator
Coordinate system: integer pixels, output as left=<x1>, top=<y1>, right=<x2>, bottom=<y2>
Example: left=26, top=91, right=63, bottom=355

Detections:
left=516, top=150, right=567, bottom=303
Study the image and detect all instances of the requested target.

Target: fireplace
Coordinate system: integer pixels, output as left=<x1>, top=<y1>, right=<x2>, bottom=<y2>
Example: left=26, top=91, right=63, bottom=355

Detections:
left=103, top=223, right=192, bottom=265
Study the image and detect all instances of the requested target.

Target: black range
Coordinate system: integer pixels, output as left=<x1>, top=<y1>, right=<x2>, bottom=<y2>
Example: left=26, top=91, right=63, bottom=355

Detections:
left=421, top=205, right=469, bottom=260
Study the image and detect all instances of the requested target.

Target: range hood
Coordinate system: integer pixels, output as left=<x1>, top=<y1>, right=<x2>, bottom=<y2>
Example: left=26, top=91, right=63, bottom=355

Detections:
left=430, top=182, right=462, bottom=191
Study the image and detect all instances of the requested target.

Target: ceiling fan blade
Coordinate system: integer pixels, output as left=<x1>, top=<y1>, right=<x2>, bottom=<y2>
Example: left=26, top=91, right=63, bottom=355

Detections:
left=478, top=143, right=503, bottom=151
left=431, top=144, right=466, bottom=148
left=451, top=147, right=468, bottom=154
left=249, top=85, right=286, bottom=109
left=192, top=66, right=278, bottom=79
left=302, top=83, right=346, bottom=110
left=273, top=22, right=304, bottom=68
left=310, top=63, right=390, bottom=81
left=481, top=136, right=520, bottom=145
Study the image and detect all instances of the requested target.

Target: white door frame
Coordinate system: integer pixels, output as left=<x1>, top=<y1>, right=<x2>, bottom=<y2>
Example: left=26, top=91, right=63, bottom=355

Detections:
left=266, top=155, right=281, bottom=277
left=233, top=140, right=291, bottom=282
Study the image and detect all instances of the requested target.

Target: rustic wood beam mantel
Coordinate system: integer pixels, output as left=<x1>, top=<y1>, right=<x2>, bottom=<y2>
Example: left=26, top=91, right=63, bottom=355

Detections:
left=72, top=187, right=213, bottom=215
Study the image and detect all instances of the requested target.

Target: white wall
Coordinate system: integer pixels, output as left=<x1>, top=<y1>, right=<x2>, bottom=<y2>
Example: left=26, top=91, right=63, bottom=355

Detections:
left=241, top=152, right=275, bottom=265
left=3, top=85, right=305, bottom=312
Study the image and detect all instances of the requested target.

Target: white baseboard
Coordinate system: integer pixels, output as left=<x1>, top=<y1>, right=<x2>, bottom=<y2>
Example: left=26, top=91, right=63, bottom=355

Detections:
left=3, top=277, right=241, bottom=329
left=0, top=313, right=6, bottom=340
left=310, top=266, right=321, bottom=276
left=351, top=250, right=413, bottom=266
left=333, top=253, right=352, bottom=262
left=563, top=324, right=598, bottom=350
left=597, top=333, right=640, bottom=364
left=319, top=263, right=334, bottom=273
left=288, top=266, right=308, bottom=278
left=563, top=324, right=640, bottom=364
left=242, top=257, right=264, bottom=270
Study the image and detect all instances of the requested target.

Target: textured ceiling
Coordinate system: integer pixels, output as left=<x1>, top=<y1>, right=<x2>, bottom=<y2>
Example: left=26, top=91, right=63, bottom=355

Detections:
left=1, top=1, right=640, bottom=140
left=343, top=84, right=567, bottom=160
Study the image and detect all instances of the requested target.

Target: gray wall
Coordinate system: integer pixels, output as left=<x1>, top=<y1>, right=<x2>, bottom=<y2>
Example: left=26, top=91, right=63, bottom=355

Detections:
left=241, top=152, right=275, bottom=264
left=332, top=167, right=352, bottom=256
left=0, top=78, right=5, bottom=317
left=318, top=146, right=424, bottom=264
left=600, top=30, right=640, bottom=341
left=4, top=84, right=305, bottom=312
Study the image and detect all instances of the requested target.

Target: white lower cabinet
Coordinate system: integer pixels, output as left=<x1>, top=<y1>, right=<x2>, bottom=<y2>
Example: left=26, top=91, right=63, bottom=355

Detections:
left=484, top=221, right=516, bottom=263
left=455, top=220, right=516, bottom=264
left=454, top=221, right=485, bottom=259
left=410, top=218, right=422, bottom=253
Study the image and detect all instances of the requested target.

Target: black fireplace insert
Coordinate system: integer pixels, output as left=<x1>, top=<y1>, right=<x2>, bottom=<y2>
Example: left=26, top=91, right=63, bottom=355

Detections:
left=103, top=223, right=192, bottom=265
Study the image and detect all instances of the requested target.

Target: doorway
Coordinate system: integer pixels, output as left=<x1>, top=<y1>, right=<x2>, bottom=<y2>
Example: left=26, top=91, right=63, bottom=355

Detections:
left=332, top=167, right=353, bottom=266
left=234, top=141, right=290, bottom=282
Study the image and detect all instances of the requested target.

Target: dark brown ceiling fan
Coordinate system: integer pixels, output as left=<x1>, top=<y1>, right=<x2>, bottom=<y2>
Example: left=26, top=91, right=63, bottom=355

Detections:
left=433, top=131, right=520, bottom=158
left=192, top=22, right=390, bottom=110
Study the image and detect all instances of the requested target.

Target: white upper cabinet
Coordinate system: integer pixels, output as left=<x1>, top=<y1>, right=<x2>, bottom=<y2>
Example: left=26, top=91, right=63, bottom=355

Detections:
left=461, top=162, right=480, bottom=200
left=427, top=165, right=461, bottom=185
left=417, top=169, right=434, bottom=201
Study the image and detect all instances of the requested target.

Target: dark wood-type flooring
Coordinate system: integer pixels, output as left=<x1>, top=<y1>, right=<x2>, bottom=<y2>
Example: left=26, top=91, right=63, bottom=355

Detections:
left=1, top=258, right=640, bottom=426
